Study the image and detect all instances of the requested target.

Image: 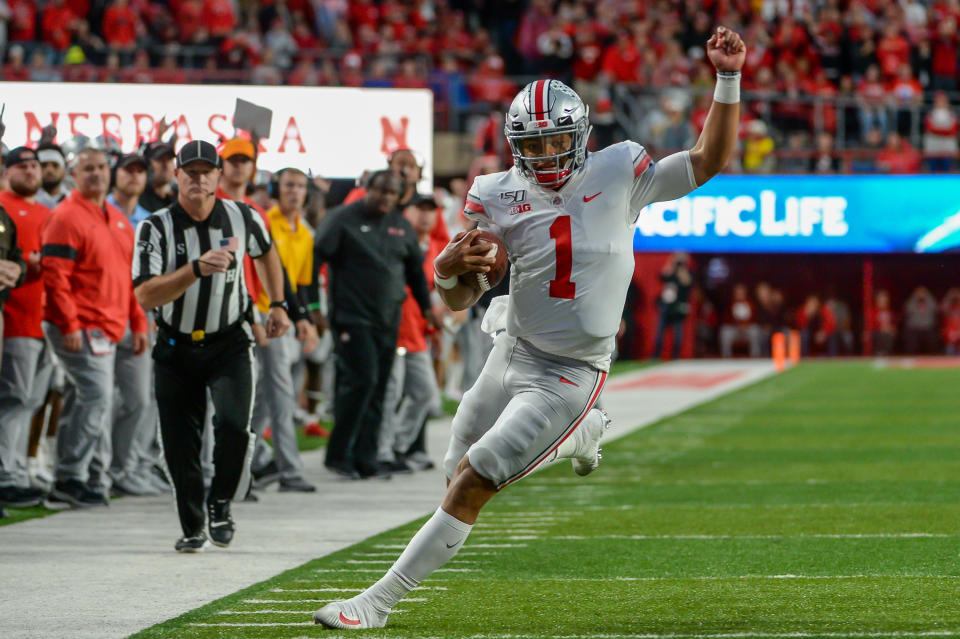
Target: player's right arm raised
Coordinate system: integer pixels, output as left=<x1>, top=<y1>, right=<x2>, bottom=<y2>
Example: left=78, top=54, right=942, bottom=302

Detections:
left=433, top=229, right=495, bottom=311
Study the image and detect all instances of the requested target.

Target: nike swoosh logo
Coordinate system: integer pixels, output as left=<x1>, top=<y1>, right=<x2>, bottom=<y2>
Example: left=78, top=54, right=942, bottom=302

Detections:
left=583, top=192, right=601, bottom=202
left=559, top=376, right=579, bottom=387
left=445, top=540, right=462, bottom=549
left=339, top=611, right=361, bottom=626
left=210, top=522, right=230, bottom=528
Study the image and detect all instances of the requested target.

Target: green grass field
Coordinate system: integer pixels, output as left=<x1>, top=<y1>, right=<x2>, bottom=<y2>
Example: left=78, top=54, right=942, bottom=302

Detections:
left=131, top=361, right=960, bottom=639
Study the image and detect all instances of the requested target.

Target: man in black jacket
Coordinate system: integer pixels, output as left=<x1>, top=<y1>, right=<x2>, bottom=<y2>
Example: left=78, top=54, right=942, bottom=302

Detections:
left=314, top=170, right=438, bottom=480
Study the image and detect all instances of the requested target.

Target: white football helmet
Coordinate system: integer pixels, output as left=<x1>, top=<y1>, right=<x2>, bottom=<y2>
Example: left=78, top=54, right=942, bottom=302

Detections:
left=504, top=79, right=591, bottom=188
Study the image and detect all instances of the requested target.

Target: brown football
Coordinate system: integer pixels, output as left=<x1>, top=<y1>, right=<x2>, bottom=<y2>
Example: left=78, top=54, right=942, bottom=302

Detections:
left=459, top=231, right=508, bottom=292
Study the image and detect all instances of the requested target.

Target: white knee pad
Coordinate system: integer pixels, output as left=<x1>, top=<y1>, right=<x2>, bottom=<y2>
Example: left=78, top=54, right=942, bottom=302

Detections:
left=467, top=400, right=551, bottom=486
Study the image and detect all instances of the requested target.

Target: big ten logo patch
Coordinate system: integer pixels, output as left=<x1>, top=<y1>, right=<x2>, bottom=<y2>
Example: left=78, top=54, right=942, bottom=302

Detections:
left=509, top=203, right=531, bottom=215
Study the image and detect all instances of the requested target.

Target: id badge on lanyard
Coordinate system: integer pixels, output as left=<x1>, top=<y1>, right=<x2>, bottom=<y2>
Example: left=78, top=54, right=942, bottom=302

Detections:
left=85, top=328, right=114, bottom=356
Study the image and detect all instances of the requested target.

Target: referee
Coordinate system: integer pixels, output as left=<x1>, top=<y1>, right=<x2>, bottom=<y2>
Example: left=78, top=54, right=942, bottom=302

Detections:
left=132, top=140, right=291, bottom=553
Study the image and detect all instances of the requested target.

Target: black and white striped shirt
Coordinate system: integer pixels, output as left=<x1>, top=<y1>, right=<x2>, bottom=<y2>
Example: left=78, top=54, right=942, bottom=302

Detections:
left=132, top=199, right=272, bottom=336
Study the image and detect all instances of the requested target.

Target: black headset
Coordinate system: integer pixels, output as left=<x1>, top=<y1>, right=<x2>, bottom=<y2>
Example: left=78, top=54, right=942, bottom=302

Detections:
left=269, top=167, right=311, bottom=208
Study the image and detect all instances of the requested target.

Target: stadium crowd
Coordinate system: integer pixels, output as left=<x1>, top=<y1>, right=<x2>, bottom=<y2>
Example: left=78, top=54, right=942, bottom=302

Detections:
left=1, top=0, right=959, bottom=168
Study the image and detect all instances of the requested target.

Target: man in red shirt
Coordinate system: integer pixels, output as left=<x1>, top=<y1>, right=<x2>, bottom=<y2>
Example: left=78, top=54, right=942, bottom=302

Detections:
left=377, top=195, right=446, bottom=473
left=0, top=147, right=50, bottom=508
left=101, top=0, right=140, bottom=51
left=42, top=148, right=148, bottom=508
left=40, top=0, right=75, bottom=51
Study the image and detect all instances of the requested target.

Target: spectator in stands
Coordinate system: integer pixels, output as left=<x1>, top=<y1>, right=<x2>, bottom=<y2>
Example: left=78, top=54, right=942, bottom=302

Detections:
left=890, top=63, right=923, bottom=136
left=903, top=286, right=939, bottom=354
left=810, top=132, right=841, bottom=174
left=931, top=17, right=958, bottom=92
left=940, top=288, right=960, bottom=355
left=779, top=132, right=810, bottom=174
left=101, top=0, right=140, bottom=56
left=41, top=0, right=76, bottom=56
left=6, top=0, right=34, bottom=46
left=0, top=147, right=45, bottom=508
left=34, top=144, right=68, bottom=210
left=720, top=284, right=761, bottom=358
left=139, top=140, right=176, bottom=212
left=871, top=289, right=897, bottom=356
left=797, top=294, right=837, bottom=356
left=742, top=120, right=774, bottom=174
left=29, top=50, right=61, bottom=82
left=42, top=147, right=147, bottom=507
left=825, top=293, right=855, bottom=355
left=877, top=132, right=923, bottom=173
left=923, top=91, right=959, bottom=172
left=652, top=251, right=692, bottom=360
left=857, top=65, right=889, bottom=136
left=641, top=94, right=696, bottom=154
left=851, top=127, right=886, bottom=173
left=755, top=281, right=785, bottom=356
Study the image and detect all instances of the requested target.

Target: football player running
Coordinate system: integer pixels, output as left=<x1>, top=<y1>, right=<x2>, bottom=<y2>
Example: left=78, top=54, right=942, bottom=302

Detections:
left=313, top=26, right=746, bottom=629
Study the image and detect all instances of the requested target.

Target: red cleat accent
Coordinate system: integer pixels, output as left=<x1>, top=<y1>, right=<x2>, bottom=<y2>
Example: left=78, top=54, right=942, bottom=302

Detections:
left=339, top=611, right=361, bottom=626
left=304, top=422, right=330, bottom=438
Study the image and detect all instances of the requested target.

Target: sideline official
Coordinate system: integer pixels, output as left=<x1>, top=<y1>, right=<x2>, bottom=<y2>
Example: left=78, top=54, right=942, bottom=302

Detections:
left=315, top=170, right=438, bottom=480
left=132, top=141, right=290, bottom=553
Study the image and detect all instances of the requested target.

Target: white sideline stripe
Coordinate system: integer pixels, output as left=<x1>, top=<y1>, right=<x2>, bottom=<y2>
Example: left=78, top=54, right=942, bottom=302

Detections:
left=345, top=559, right=478, bottom=565
left=356, top=551, right=483, bottom=557
left=313, top=568, right=477, bottom=573
left=270, top=588, right=363, bottom=601
left=190, top=622, right=313, bottom=627
left=473, top=528, right=544, bottom=533
left=264, top=632, right=960, bottom=638
left=523, top=575, right=960, bottom=582
left=273, top=587, right=448, bottom=593
left=546, top=533, right=952, bottom=540
left=374, top=542, right=527, bottom=549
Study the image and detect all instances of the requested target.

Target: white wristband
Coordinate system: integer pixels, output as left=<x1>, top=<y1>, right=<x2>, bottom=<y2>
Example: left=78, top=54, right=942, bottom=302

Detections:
left=434, top=267, right=458, bottom=290
left=714, top=71, right=741, bottom=104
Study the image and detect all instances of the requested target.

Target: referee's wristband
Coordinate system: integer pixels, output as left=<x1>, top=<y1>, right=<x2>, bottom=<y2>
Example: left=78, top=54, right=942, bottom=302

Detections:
left=434, top=267, right=458, bottom=290
left=192, top=260, right=202, bottom=278
left=714, top=71, right=741, bottom=104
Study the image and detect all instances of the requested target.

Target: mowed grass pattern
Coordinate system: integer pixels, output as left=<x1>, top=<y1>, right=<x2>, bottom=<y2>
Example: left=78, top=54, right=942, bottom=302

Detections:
left=132, top=362, right=960, bottom=639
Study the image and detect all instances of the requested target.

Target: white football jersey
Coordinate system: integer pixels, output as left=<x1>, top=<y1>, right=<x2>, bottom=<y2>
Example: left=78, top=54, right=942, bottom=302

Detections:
left=464, top=141, right=698, bottom=370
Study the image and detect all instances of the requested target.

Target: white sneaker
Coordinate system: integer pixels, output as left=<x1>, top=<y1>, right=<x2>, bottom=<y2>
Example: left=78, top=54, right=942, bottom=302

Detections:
left=572, top=408, right=611, bottom=476
left=313, top=597, right=388, bottom=629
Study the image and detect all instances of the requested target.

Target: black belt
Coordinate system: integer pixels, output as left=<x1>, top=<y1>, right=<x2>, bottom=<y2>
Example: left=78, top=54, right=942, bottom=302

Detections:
left=157, top=320, right=246, bottom=348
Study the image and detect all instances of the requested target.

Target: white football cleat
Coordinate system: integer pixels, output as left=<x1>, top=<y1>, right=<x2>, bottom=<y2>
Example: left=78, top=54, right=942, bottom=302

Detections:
left=572, top=408, right=611, bottom=476
left=313, top=597, right=388, bottom=629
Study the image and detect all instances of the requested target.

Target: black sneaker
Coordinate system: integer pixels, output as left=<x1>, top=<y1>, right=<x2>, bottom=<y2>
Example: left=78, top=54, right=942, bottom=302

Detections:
left=278, top=477, right=317, bottom=492
left=383, top=458, right=415, bottom=475
left=207, top=499, right=235, bottom=547
left=80, top=486, right=109, bottom=507
left=175, top=532, right=208, bottom=553
left=0, top=485, right=45, bottom=508
left=325, top=463, right=361, bottom=480
left=50, top=479, right=89, bottom=507
left=252, top=460, right=281, bottom=490
left=358, top=465, right=392, bottom=481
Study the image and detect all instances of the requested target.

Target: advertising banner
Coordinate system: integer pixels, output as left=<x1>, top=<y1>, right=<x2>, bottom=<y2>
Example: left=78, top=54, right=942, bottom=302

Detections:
left=634, top=175, right=960, bottom=253
left=0, top=82, right=433, bottom=184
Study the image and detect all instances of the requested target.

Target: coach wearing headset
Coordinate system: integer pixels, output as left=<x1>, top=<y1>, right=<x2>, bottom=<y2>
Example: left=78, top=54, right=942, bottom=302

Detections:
left=132, top=140, right=290, bottom=553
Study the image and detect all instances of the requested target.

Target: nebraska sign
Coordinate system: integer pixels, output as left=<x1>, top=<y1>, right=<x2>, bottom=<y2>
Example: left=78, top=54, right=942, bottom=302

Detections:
left=0, top=82, right=433, bottom=184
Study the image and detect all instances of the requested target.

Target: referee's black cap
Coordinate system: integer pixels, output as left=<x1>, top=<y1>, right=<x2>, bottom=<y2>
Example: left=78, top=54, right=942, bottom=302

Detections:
left=176, top=140, right=222, bottom=169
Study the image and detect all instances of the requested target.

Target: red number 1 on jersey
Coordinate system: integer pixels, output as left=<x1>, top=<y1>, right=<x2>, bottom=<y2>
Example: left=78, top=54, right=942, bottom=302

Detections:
left=549, top=216, right=576, bottom=299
